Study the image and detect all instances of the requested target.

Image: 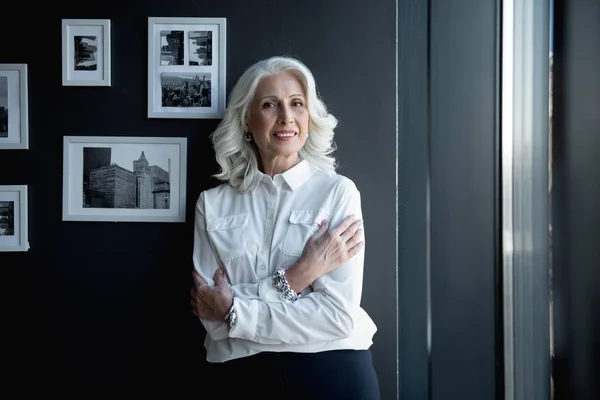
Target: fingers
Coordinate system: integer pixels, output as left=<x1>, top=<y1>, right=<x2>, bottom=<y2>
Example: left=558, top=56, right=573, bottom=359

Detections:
left=339, top=218, right=363, bottom=242
left=192, top=270, right=207, bottom=287
left=213, top=268, right=226, bottom=286
left=347, top=240, right=365, bottom=258
left=330, top=215, right=359, bottom=237
left=190, top=287, right=198, bottom=316
left=344, top=227, right=363, bottom=248
left=311, top=219, right=329, bottom=239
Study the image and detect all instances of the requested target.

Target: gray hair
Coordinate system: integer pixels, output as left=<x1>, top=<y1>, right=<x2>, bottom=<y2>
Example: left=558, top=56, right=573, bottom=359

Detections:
left=210, top=55, right=339, bottom=192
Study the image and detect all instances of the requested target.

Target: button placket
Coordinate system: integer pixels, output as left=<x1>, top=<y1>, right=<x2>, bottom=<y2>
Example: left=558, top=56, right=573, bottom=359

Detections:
left=260, top=183, right=278, bottom=273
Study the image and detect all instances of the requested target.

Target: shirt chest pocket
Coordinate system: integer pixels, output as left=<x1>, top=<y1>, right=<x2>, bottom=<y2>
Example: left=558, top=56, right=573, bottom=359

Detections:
left=206, top=213, right=249, bottom=261
left=282, top=208, right=330, bottom=257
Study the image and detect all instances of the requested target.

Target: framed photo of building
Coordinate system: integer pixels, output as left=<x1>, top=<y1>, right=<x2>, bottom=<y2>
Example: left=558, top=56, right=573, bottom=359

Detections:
left=0, top=185, right=29, bottom=252
left=62, top=136, right=187, bottom=222
left=62, top=19, right=111, bottom=86
left=0, top=64, right=29, bottom=150
left=147, top=17, right=226, bottom=119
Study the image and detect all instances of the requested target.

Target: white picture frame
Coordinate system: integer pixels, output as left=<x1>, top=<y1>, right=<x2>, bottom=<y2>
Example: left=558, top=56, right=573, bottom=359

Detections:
left=147, top=17, right=226, bottom=119
left=0, top=64, right=29, bottom=150
left=62, top=19, right=111, bottom=86
left=62, top=136, right=188, bottom=222
left=0, top=185, right=29, bottom=252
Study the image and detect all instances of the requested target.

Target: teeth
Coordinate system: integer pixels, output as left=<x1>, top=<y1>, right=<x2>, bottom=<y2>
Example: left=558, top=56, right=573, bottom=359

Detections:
left=275, top=133, right=295, bottom=137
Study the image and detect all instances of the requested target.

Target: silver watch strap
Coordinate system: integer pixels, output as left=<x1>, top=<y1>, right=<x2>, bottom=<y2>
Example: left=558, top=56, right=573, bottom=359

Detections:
left=224, top=302, right=237, bottom=331
left=272, top=268, right=301, bottom=302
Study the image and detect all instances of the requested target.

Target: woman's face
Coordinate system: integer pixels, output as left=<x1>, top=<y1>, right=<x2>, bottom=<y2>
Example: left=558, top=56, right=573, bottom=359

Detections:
left=245, top=71, right=309, bottom=163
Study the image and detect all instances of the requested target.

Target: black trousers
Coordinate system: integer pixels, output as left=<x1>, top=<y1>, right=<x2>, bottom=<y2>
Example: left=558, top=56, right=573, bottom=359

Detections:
left=207, top=349, right=381, bottom=400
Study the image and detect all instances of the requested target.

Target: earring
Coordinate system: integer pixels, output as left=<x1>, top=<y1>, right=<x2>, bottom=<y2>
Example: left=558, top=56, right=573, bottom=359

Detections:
left=244, top=132, right=253, bottom=142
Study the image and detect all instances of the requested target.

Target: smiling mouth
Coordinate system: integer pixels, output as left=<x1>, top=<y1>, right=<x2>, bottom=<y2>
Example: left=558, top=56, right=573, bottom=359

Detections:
left=273, top=132, right=297, bottom=138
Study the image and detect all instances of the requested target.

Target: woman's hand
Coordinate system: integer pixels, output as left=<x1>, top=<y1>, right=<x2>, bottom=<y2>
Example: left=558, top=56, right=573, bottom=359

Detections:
left=190, top=268, right=233, bottom=321
left=302, top=215, right=364, bottom=275
left=286, top=215, right=364, bottom=292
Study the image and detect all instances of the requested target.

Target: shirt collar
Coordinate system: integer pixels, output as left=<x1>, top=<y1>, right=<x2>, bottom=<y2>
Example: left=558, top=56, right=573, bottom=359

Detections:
left=250, top=159, right=316, bottom=193
left=281, top=159, right=315, bottom=191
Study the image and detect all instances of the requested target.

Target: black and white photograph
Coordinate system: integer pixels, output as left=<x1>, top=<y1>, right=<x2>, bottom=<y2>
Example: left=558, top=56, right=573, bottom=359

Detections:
left=148, top=17, right=226, bottom=118
left=0, top=185, right=29, bottom=252
left=74, top=35, right=98, bottom=70
left=82, top=146, right=172, bottom=209
left=0, top=64, right=28, bottom=149
left=161, top=72, right=211, bottom=107
left=63, top=136, right=187, bottom=222
left=0, top=201, right=14, bottom=236
left=160, top=30, right=184, bottom=65
left=62, top=19, right=111, bottom=86
left=189, top=31, right=212, bottom=66
left=0, top=76, right=8, bottom=137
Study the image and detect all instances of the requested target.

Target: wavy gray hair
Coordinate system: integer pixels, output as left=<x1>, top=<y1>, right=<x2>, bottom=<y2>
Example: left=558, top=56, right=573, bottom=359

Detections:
left=210, top=56, right=339, bottom=192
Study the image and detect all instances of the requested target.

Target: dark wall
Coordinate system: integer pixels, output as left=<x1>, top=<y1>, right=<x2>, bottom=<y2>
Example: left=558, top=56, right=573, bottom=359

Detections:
left=397, top=0, right=430, bottom=398
left=397, top=0, right=501, bottom=398
left=0, top=0, right=396, bottom=398
left=429, top=0, right=499, bottom=398
left=552, top=0, right=600, bottom=398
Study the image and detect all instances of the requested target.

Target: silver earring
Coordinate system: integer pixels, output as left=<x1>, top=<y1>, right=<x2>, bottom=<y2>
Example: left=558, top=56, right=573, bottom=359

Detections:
left=244, top=132, right=252, bottom=142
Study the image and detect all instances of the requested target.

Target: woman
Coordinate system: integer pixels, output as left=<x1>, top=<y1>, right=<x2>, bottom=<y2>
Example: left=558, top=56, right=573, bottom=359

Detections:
left=190, top=55, right=380, bottom=399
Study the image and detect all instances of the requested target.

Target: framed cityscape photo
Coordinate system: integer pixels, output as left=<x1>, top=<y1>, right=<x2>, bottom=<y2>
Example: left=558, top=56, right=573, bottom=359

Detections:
left=62, top=136, right=187, bottom=222
left=147, top=17, right=226, bottom=119
left=62, top=19, right=111, bottom=86
left=0, top=64, right=29, bottom=150
left=0, top=185, right=29, bottom=252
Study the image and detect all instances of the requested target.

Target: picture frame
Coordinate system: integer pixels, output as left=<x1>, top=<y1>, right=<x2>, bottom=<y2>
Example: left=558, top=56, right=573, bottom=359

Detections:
left=0, top=64, right=29, bottom=150
left=62, top=19, right=111, bottom=86
left=0, top=185, right=29, bottom=252
left=62, top=136, right=188, bottom=223
left=147, top=17, right=226, bottom=119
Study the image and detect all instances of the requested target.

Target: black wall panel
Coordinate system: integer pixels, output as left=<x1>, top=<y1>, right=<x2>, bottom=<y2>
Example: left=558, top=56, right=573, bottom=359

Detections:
left=397, top=0, right=501, bottom=398
left=552, top=0, right=600, bottom=398
left=429, top=0, right=500, bottom=398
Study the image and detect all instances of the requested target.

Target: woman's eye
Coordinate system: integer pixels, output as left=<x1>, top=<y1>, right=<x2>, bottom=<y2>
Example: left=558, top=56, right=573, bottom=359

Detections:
left=292, top=100, right=304, bottom=107
left=262, top=102, right=276, bottom=109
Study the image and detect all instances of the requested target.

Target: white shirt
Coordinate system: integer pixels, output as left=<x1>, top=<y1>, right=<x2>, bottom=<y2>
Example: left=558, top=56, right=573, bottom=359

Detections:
left=193, top=160, right=377, bottom=363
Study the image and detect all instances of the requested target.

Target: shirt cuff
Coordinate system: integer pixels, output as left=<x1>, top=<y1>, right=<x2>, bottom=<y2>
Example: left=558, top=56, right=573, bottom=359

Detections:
left=228, top=296, right=258, bottom=340
left=257, top=275, right=282, bottom=302
left=201, top=318, right=229, bottom=341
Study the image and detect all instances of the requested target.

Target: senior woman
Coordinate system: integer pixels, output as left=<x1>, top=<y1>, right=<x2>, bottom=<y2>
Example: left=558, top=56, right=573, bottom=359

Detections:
left=190, top=55, right=380, bottom=399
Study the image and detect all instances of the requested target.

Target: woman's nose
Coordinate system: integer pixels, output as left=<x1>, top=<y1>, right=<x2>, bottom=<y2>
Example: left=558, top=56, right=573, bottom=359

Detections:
left=278, top=105, right=294, bottom=124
